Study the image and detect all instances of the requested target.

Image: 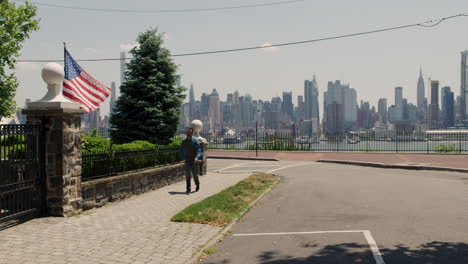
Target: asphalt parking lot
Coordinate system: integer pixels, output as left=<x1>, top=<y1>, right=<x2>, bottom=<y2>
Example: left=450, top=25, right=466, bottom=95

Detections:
left=202, top=160, right=468, bottom=264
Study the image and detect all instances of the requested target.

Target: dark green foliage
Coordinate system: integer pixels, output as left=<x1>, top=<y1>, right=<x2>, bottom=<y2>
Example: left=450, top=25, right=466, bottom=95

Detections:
left=0, top=1, right=40, bottom=117
left=163, top=135, right=183, bottom=148
left=110, top=28, right=185, bottom=145
left=80, top=133, right=181, bottom=180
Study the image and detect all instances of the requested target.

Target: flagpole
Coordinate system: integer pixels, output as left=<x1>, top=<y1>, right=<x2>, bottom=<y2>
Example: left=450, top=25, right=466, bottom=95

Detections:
left=63, top=42, right=67, bottom=63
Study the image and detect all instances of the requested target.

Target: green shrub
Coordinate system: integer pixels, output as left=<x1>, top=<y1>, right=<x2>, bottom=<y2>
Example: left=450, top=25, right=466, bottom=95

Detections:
left=112, top=140, right=155, bottom=151
left=164, top=135, right=184, bottom=148
left=82, top=133, right=110, bottom=153
left=0, top=135, right=26, bottom=146
left=435, top=144, right=460, bottom=153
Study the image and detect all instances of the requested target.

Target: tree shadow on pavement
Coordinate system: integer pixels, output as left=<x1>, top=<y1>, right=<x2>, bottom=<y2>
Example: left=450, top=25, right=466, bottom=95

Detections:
left=204, top=241, right=468, bottom=264
left=254, top=241, right=468, bottom=264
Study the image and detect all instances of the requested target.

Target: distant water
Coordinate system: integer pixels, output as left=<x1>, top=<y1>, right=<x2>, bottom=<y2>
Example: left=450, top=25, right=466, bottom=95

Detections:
left=208, top=140, right=467, bottom=153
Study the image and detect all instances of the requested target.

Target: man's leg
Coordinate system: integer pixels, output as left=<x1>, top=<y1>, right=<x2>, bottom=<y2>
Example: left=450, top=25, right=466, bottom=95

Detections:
left=185, top=162, right=192, bottom=193
left=192, top=162, right=200, bottom=191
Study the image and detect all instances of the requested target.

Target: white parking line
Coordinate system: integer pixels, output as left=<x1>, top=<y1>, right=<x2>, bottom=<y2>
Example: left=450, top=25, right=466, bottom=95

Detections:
left=266, top=163, right=314, bottom=173
left=214, top=170, right=270, bottom=173
left=233, top=230, right=386, bottom=264
left=363, top=230, right=386, bottom=264
left=214, top=162, right=250, bottom=173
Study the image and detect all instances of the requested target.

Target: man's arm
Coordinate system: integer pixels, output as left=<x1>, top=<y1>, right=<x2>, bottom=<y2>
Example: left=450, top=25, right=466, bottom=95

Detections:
left=180, top=140, right=186, bottom=160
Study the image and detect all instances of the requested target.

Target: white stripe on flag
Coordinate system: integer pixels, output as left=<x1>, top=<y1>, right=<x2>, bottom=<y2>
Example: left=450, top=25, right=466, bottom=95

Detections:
left=73, top=77, right=106, bottom=103
left=63, top=81, right=97, bottom=111
left=74, top=77, right=106, bottom=102
left=63, top=86, right=93, bottom=113
left=66, top=79, right=99, bottom=108
left=81, top=71, right=111, bottom=96
left=63, top=89, right=92, bottom=113
left=77, top=74, right=109, bottom=100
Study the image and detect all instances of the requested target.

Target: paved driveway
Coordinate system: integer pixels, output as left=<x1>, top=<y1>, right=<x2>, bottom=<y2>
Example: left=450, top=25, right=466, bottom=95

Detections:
left=203, top=162, right=468, bottom=264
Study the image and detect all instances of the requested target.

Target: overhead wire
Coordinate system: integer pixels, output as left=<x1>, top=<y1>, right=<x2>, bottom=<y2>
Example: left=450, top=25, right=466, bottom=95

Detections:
left=16, top=13, right=468, bottom=63
left=12, top=0, right=304, bottom=13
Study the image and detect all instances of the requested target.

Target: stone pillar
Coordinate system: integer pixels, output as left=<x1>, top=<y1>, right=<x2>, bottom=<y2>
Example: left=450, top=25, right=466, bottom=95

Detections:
left=23, top=63, right=84, bottom=217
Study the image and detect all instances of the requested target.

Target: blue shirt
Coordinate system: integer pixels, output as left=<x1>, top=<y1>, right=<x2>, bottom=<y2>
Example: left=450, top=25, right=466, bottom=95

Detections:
left=180, top=137, right=203, bottom=161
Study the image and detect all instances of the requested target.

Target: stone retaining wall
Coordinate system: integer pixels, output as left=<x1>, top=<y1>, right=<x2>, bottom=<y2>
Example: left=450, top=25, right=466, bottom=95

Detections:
left=81, top=162, right=185, bottom=210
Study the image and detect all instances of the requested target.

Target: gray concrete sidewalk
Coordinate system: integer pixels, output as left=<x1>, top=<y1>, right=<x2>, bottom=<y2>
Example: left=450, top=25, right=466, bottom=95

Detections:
left=0, top=170, right=252, bottom=264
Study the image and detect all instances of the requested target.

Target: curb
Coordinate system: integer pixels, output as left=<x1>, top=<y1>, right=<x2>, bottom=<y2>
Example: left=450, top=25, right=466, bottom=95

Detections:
left=186, top=176, right=281, bottom=264
left=207, top=155, right=279, bottom=161
left=317, top=160, right=468, bottom=173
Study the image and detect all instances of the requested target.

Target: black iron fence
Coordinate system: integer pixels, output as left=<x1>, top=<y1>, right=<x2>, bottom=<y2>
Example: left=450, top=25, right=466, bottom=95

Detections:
left=83, top=128, right=110, bottom=139
left=0, top=125, right=45, bottom=223
left=82, top=147, right=182, bottom=181
left=187, top=130, right=468, bottom=153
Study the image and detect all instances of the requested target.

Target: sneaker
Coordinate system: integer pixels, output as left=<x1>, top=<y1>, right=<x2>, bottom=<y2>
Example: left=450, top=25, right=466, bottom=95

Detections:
left=186, top=190, right=190, bottom=195
left=195, top=185, right=200, bottom=192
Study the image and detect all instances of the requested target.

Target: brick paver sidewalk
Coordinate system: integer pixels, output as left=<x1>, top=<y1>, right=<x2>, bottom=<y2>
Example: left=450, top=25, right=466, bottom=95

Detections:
left=0, top=171, right=251, bottom=264
left=209, top=150, right=468, bottom=170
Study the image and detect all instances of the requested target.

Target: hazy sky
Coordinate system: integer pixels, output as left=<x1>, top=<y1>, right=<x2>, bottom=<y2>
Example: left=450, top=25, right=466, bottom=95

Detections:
left=13, top=0, right=468, bottom=116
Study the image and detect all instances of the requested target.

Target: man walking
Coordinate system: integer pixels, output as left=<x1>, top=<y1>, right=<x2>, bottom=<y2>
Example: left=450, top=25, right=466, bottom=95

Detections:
left=180, top=127, right=203, bottom=194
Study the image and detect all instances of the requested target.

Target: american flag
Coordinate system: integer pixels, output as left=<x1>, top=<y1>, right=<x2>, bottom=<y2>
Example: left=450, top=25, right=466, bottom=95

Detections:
left=63, top=50, right=110, bottom=113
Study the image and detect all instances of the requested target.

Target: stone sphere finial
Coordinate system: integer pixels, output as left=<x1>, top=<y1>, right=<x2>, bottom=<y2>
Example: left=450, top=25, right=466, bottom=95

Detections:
left=26, top=62, right=79, bottom=109
left=42, top=63, right=64, bottom=85
left=191, top=120, right=203, bottom=132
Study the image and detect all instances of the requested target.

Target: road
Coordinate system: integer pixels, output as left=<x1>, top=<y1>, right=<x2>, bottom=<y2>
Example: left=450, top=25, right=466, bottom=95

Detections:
left=202, top=161, right=468, bottom=264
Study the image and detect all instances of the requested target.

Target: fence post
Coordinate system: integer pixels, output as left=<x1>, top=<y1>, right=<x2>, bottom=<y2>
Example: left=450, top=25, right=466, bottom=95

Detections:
left=395, top=132, right=398, bottom=153
left=426, top=132, right=429, bottom=154
left=255, top=121, right=258, bottom=157
left=459, top=132, right=462, bottom=154
left=23, top=63, right=83, bottom=217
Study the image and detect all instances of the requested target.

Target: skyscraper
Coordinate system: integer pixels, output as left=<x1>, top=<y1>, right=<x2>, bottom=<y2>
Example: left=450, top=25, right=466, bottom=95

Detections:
left=297, top=95, right=305, bottom=120
left=304, top=75, right=319, bottom=121
left=200, top=93, right=210, bottom=125
left=417, top=68, right=426, bottom=111
left=442, top=86, right=455, bottom=128
left=110, top=82, right=116, bottom=116
left=323, top=81, right=357, bottom=132
left=189, top=83, right=195, bottom=120
left=460, top=50, right=468, bottom=121
left=378, top=98, right=388, bottom=124
left=233, top=90, right=239, bottom=105
left=282, top=92, right=293, bottom=122
left=120, top=51, right=126, bottom=86
left=189, top=83, right=195, bottom=104
left=395, top=87, right=403, bottom=121
left=429, top=80, right=439, bottom=129
left=208, top=89, right=220, bottom=128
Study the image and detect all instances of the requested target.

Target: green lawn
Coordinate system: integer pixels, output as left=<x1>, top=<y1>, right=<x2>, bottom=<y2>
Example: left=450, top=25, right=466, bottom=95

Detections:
left=171, top=173, right=278, bottom=226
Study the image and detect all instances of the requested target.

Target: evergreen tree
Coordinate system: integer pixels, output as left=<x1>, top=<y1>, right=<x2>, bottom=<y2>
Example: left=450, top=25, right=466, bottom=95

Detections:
left=111, top=29, right=185, bottom=144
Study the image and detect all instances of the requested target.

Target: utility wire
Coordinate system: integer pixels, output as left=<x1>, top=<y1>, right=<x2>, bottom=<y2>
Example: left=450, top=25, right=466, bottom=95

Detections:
left=17, top=13, right=468, bottom=63
left=13, top=0, right=304, bottom=13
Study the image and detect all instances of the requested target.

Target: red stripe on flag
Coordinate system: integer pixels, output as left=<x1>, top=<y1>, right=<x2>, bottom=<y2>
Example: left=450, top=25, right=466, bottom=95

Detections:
left=63, top=86, right=94, bottom=112
left=63, top=82, right=96, bottom=110
left=63, top=90, right=92, bottom=113
left=67, top=79, right=100, bottom=107
left=73, top=76, right=106, bottom=102
left=80, top=71, right=111, bottom=96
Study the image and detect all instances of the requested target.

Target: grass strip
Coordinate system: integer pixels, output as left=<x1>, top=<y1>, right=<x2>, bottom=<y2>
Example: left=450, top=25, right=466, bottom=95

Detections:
left=171, top=173, right=278, bottom=226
